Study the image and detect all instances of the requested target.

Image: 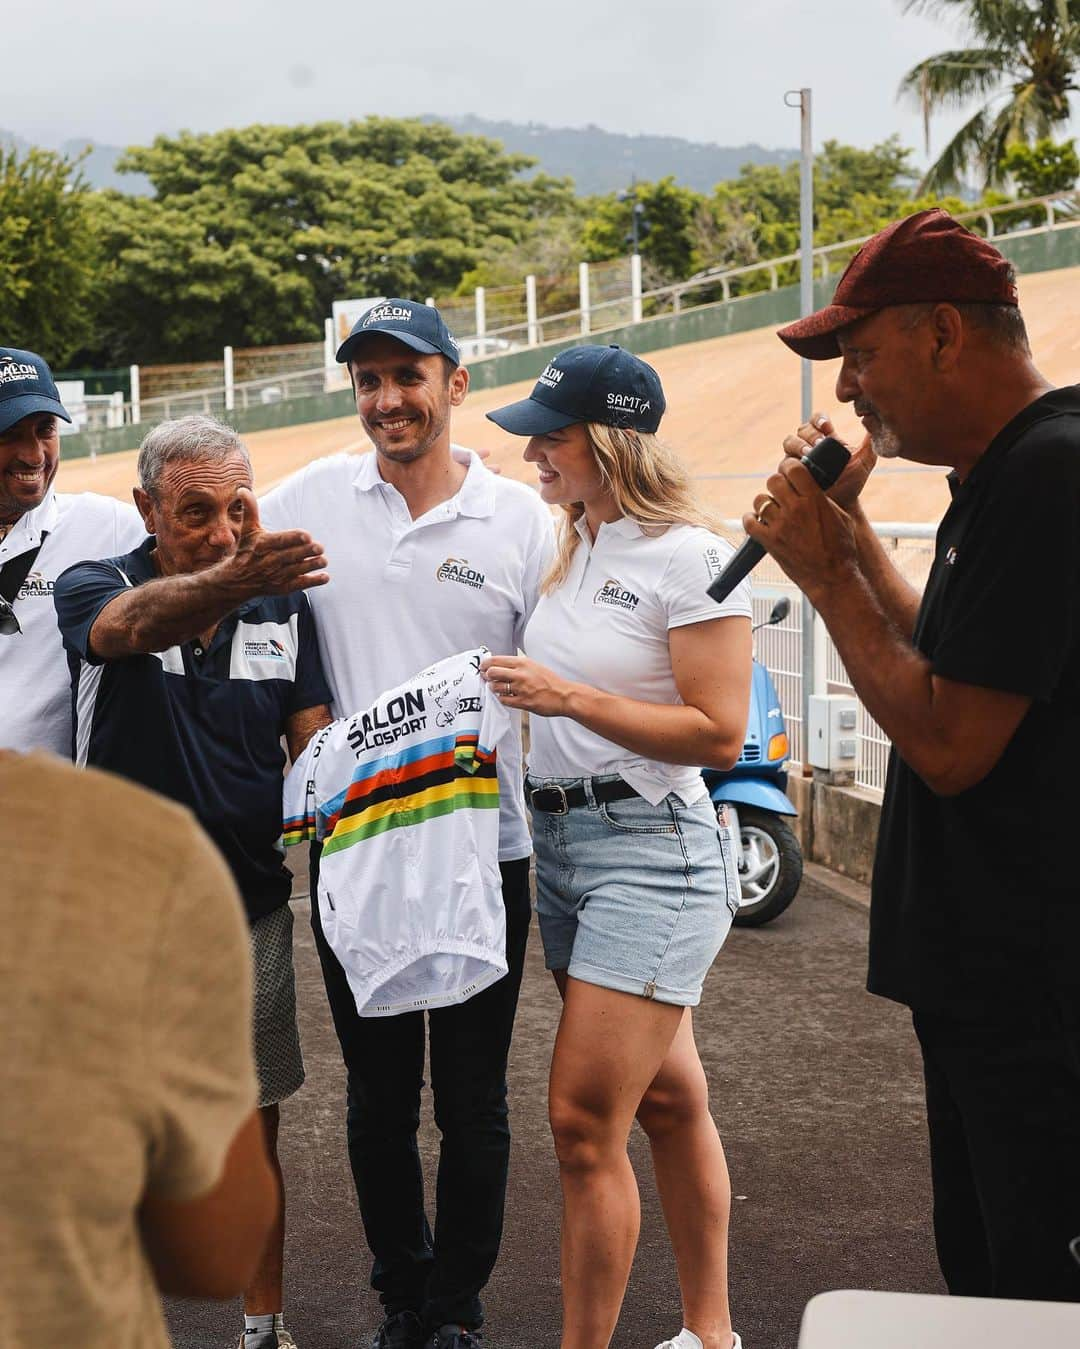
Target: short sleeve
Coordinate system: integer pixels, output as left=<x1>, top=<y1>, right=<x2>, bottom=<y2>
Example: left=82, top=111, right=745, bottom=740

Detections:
left=657, top=530, right=753, bottom=629
left=258, top=466, right=306, bottom=532
left=113, top=502, right=147, bottom=551
left=287, top=595, right=332, bottom=715
left=54, top=560, right=131, bottom=665
left=932, top=437, right=1080, bottom=699
left=513, top=502, right=557, bottom=651
left=143, top=817, right=257, bottom=1199
left=282, top=729, right=327, bottom=846
left=476, top=661, right=512, bottom=766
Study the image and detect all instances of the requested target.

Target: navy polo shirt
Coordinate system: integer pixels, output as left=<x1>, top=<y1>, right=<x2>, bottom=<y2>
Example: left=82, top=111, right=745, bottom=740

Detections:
left=55, top=537, right=331, bottom=923
left=870, top=386, right=1080, bottom=1024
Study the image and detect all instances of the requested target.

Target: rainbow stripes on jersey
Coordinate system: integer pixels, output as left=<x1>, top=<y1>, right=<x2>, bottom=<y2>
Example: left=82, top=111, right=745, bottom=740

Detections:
left=284, top=729, right=498, bottom=856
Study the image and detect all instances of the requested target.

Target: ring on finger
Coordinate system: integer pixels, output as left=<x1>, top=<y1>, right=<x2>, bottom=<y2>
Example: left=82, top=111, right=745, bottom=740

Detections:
left=756, top=493, right=780, bottom=524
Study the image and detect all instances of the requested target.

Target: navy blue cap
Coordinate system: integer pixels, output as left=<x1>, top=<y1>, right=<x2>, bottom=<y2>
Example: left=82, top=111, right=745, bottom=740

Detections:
left=0, top=348, right=72, bottom=435
left=486, top=345, right=665, bottom=436
left=336, top=298, right=461, bottom=366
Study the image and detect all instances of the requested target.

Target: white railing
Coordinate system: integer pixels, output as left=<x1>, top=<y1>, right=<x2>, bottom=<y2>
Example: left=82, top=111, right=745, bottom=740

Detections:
left=737, top=523, right=938, bottom=795
left=86, top=191, right=1080, bottom=435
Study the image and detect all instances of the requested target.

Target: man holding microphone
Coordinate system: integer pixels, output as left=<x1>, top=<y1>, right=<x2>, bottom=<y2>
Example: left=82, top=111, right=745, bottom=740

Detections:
left=743, top=208, right=1080, bottom=1301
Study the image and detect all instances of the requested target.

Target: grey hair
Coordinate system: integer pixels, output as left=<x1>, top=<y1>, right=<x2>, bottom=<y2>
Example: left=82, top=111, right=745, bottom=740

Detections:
left=137, top=415, right=252, bottom=498
left=896, top=283, right=1030, bottom=355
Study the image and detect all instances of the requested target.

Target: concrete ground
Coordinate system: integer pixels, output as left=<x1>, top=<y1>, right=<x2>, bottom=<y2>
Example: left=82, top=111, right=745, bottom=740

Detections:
left=165, top=865, right=942, bottom=1349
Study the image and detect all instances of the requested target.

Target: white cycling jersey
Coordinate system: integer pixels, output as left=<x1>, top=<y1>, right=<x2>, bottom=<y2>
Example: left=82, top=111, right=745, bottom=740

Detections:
left=284, top=648, right=512, bottom=1017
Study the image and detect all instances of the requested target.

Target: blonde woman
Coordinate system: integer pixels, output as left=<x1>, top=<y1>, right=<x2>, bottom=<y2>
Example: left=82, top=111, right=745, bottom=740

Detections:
left=482, top=346, right=751, bottom=1349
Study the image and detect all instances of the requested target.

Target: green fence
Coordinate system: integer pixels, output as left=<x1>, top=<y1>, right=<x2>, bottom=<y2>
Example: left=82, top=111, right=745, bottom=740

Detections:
left=58, top=221, right=1080, bottom=461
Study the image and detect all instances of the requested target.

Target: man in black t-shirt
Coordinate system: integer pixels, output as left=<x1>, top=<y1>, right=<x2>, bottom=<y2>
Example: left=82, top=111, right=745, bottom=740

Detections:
left=747, top=209, right=1080, bottom=1301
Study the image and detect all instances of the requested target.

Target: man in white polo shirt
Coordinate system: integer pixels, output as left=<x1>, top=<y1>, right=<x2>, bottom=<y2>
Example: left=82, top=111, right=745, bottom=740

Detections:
left=0, top=348, right=144, bottom=753
left=259, top=300, right=554, bottom=1349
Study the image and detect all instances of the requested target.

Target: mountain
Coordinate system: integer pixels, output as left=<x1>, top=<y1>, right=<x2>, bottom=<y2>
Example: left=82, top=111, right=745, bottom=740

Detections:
left=2, top=117, right=797, bottom=198
left=0, top=129, right=152, bottom=194
left=429, top=115, right=799, bottom=194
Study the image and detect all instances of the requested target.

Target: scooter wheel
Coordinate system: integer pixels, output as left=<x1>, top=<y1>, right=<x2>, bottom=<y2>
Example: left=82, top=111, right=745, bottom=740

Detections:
left=728, top=805, right=803, bottom=927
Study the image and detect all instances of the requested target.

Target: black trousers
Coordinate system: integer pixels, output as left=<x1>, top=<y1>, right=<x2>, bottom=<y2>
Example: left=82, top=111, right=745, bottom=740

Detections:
left=913, top=1008, right=1080, bottom=1301
left=311, top=852, right=532, bottom=1331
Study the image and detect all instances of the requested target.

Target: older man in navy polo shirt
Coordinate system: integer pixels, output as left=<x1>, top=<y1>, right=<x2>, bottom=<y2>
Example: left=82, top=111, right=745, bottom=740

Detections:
left=55, top=414, right=333, bottom=1349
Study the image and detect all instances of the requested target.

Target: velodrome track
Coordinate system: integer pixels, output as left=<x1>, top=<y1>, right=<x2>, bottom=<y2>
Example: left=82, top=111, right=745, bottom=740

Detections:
left=59, top=263, right=1080, bottom=521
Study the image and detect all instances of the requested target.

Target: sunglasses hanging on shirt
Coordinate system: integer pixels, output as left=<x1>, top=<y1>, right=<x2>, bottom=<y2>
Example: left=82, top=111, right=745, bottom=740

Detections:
left=0, top=532, right=48, bottom=637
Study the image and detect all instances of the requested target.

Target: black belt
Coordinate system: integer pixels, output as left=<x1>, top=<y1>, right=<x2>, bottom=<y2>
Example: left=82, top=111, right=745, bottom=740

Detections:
left=526, top=776, right=640, bottom=815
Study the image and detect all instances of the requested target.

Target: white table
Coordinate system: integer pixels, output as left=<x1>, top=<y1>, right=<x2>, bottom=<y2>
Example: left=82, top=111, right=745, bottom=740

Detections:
left=798, top=1288, right=1080, bottom=1348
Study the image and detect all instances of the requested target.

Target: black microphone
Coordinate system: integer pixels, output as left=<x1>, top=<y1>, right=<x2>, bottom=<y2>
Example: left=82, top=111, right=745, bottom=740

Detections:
left=706, top=436, right=851, bottom=604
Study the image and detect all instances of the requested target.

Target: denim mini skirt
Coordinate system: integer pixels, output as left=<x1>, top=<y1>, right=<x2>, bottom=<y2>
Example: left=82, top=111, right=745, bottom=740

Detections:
left=529, top=774, right=739, bottom=1006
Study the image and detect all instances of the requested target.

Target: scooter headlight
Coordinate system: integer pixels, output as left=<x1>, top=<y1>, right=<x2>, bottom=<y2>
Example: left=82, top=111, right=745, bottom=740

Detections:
left=767, top=732, right=789, bottom=761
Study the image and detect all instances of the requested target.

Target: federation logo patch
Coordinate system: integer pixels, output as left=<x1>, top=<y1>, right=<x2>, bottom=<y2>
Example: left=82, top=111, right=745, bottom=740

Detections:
left=243, top=638, right=287, bottom=660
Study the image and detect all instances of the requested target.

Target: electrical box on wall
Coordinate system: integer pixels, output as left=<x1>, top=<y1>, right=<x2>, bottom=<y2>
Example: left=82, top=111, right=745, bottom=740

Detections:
left=808, top=695, right=858, bottom=771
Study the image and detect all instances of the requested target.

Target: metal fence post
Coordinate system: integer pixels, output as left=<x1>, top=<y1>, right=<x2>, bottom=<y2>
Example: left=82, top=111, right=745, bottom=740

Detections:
left=323, top=317, right=335, bottom=392
left=224, top=345, right=235, bottom=413
left=526, top=275, right=539, bottom=346
left=790, top=85, right=817, bottom=764
left=129, top=364, right=141, bottom=426
left=579, top=263, right=591, bottom=336
left=630, top=253, right=643, bottom=324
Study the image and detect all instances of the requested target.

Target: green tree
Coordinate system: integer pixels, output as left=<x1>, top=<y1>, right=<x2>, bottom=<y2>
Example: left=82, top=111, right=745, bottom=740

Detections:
left=88, top=118, right=576, bottom=363
left=580, top=177, right=706, bottom=280
left=698, top=139, right=957, bottom=293
left=898, top=0, right=1080, bottom=192
left=999, top=135, right=1080, bottom=193
left=0, top=147, right=100, bottom=364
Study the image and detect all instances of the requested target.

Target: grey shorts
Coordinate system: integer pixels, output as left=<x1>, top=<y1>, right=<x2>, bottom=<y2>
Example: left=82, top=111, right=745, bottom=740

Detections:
left=251, top=903, right=305, bottom=1108
left=531, top=777, right=739, bottom=1006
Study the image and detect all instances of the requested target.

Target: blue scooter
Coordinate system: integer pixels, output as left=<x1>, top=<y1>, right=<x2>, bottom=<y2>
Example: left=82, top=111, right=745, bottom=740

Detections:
left=702, top=597, right=803, bottom=926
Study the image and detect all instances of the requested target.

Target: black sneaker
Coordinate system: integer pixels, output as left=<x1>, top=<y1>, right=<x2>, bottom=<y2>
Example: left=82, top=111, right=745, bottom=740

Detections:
left=425, top=1326, right=483, bottom=1349
left=372, top=1311, right=425, bottom=1349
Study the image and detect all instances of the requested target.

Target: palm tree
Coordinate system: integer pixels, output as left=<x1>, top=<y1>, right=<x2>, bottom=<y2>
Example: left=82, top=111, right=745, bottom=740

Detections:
left=898, top=0, right=1080, bottom=192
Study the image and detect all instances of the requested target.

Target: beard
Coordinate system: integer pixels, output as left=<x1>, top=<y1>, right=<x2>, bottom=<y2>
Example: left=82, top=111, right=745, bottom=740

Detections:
left=370, top=408, right=449, bottom=464
left=856, top=403, right=903, bottom=460
left=869, top=424, right=903, bottom=459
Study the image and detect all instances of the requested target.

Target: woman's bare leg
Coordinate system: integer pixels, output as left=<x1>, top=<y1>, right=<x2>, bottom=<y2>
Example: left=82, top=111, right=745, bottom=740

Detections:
left=636, top=1012, right=733, bottom=1349
left=549, top=975, right=684, bottom=1349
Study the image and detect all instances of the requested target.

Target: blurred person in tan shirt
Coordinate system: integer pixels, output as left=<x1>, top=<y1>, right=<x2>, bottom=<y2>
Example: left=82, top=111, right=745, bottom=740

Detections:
left=0, top=750, right=276, bottom=1349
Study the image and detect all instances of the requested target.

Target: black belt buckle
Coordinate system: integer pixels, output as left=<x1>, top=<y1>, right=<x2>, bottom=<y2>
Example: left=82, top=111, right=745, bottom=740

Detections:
left=530, top=784, right=570, bottom=815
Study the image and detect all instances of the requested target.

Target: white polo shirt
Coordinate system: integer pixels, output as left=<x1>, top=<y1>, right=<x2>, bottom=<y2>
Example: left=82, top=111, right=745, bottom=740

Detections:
left=260, top=447, right=555, bottom=862
left=524, top=517, right=752, bottom=805
left=1, top=489, right=144, bottom=754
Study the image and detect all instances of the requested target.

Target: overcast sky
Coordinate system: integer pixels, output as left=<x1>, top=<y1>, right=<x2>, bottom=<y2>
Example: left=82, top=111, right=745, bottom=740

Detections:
left=5, top=0, right=1022, bottom=164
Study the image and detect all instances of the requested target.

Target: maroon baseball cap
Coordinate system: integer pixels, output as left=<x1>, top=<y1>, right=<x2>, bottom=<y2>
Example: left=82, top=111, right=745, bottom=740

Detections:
left=777, top=208, right=1019, bottom=360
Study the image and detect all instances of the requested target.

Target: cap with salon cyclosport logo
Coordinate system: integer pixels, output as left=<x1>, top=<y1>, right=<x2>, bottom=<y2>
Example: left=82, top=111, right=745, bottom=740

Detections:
left=485, top=345, right=666, bottom=436
left=0, top=348, right=72, bottom=436
left=335, top=299, right=461, bottom=367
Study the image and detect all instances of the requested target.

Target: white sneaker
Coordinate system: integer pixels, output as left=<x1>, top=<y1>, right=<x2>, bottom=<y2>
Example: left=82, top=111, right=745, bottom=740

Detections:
left=237, top=1331, right=297, bottom=1349
left=653, top=1335, right=741, bottom=1349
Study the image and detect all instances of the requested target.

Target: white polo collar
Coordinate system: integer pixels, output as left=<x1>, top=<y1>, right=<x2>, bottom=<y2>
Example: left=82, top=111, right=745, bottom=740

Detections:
left=573, top=513, right=647, bottom=545
left=352, top=445, right=496, bottom=519
left=0, top=486, right=59, bottom=556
